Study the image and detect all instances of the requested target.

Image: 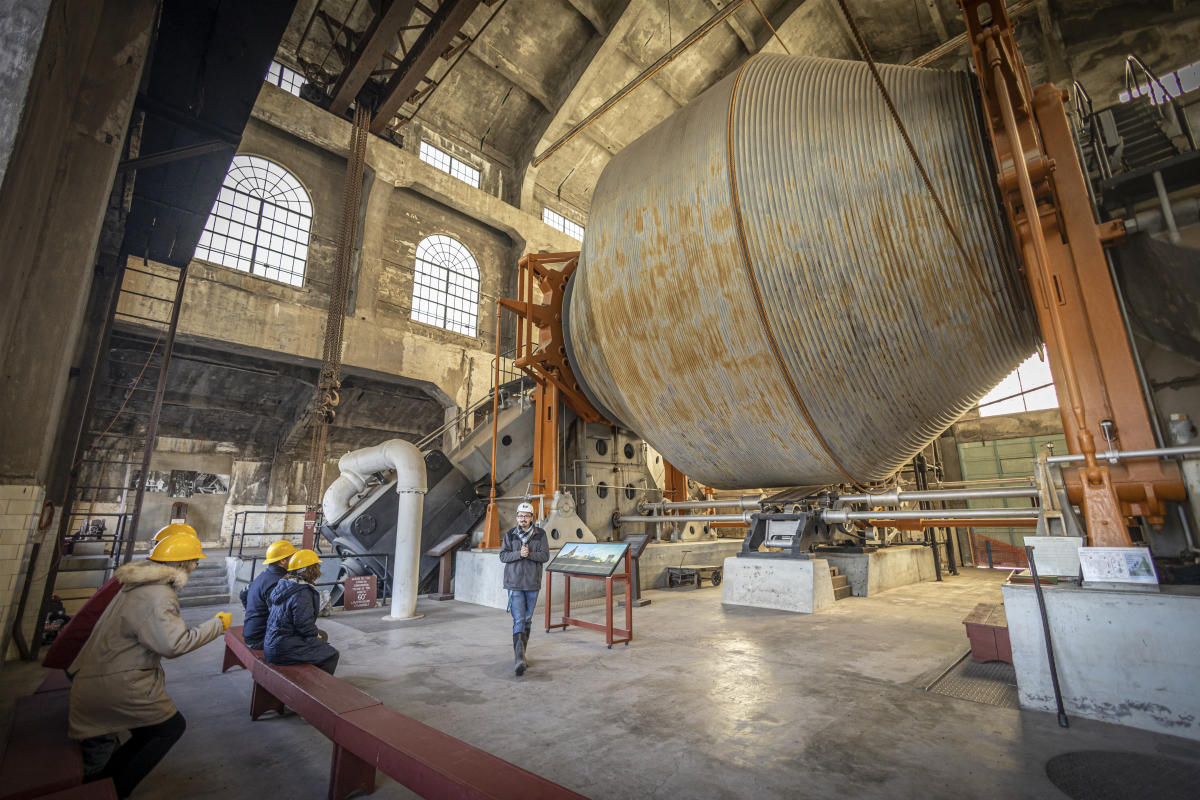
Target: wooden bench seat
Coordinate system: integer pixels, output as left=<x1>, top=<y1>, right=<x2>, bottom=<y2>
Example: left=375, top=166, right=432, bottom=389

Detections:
left=0, top=688, right=83, bottom=800
left=33, top=782, right=117, bottom=799
left=249, top=659, right=381, bottom=737
left=335, top=705, right=586, bottom=800
left=221, top=625, right=260, bottom=673
left=221, top=627, right=587, bottom=799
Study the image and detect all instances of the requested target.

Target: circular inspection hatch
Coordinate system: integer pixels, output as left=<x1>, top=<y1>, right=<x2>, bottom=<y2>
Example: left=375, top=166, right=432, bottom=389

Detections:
left=1045, top=751, right=1200, bottom=800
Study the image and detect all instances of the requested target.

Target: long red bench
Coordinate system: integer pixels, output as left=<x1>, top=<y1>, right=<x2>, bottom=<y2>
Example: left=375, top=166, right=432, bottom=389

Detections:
left=0, top=678, right=116, bottom=800
left=221, top=627, right=586, bottom=799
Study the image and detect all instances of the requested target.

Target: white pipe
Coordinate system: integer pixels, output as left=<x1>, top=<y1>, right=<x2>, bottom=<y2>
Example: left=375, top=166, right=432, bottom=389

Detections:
left=321, top=439, right=428, bottom=620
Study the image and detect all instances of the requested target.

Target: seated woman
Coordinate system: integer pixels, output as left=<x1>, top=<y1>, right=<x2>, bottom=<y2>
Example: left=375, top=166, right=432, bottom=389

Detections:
left=69, top=532, right=230, bottom=798
left=264, top=549, right=339, bottom=674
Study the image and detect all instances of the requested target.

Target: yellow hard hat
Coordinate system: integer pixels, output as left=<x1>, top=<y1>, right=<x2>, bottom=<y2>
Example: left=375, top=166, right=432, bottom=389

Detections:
left=153, top=523, right=198, bottom=543
left=149, top=533, right=206, bottom=562
left=263, top=539, right=298, bottom=565
left=287, top=549, right=320, bottom=571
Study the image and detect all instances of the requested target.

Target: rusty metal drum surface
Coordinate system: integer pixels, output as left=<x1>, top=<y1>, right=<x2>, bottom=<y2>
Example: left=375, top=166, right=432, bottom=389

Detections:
left=565, top=54, right=1039, bottom=489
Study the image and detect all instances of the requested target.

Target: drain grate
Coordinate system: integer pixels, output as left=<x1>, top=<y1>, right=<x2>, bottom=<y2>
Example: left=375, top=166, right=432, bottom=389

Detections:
left=926, top=654, right=1019, bottom=708
left=1046, top=750, right=1200, bottom=799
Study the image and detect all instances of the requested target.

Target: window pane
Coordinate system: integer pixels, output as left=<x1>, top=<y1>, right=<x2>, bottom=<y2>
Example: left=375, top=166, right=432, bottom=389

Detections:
left=194, top=155, right=312, bottom=286
left=410, top=234, right=479, bottom=337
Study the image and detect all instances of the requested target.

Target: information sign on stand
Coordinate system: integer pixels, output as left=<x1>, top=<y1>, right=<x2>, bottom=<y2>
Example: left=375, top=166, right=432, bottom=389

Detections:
left=623, top=533, right=652, bottom=607
left=545, top=542, right=632, bottom=647
left=344, top=575, right=377, bottom=609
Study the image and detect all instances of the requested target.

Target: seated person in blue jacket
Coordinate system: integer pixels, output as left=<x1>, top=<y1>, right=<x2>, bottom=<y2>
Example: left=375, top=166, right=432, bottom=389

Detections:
left=239, top=539, right=296, bottom=649
left=264, top=549, right=339, bottom=674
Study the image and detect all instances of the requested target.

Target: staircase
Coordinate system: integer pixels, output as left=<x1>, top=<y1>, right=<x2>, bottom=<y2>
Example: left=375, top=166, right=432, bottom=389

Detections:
left=177, top=557, right=231, bottom=607
left=830, top=566, right=851, bottom=600
left=1102, top=100, right=1182, bottom=173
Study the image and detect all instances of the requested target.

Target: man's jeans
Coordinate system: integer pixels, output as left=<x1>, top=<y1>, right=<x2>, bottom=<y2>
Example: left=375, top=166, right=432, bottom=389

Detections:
left=508, top=590, right=539, bottom=634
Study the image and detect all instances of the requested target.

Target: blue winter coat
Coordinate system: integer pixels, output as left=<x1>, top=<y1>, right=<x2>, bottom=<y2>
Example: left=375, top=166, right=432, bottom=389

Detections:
left=264, top=576, right=338, bottom=666
left=240, top=563, right=286, bottom=649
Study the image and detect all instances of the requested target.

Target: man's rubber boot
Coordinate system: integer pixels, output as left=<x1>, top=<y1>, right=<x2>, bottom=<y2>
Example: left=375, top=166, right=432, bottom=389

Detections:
left=513, top=633, right=526, bottom=676
left=520, top=630, right=530, bottom=665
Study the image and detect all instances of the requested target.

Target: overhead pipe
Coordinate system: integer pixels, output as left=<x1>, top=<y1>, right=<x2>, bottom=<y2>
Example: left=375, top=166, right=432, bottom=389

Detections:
left=640, top=496, right=763, bottom=512
left=837, top=487, right=1038, bottom=504
left=1046, top=444, right=1200, bottom=464
left=822, top=508, right=1040, bottom=523
left=617, top=513, right=754, bottom=525
left=322, top=439, right=428, bottom=620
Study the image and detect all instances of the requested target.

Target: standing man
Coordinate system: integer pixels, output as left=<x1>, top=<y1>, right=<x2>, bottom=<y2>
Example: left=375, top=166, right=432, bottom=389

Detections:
left=499, top=502, right=549, bottom=676
left=239, top=539, right=296, bottom=649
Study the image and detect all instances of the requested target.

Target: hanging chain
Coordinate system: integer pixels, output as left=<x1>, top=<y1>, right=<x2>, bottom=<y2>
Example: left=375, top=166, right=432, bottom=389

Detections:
left=306, top=105, right=370, bottom=509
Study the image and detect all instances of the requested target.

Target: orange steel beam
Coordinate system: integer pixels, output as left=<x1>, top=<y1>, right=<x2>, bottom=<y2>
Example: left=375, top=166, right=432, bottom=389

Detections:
left=530, top=382, right=560, bottom=519
left=663, top=461, right=688, bottom=504
left=499, top=252, right=608, bottom=423
left=959, top=0, right=1182, bottom=545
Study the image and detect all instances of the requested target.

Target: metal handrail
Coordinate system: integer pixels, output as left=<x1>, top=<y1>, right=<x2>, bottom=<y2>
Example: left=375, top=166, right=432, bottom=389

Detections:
left=238, top=550, right=394, bottom=603
left=414, top=346, right=530, bottom=453
left=229, top=509, right=318, bottom=557
left=1070, top=80, right=1113, bottom=180
left=1124, top=54, right=1196, bottom=151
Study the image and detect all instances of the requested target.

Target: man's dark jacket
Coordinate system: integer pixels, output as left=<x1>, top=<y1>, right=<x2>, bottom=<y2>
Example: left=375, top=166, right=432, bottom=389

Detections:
left=499, top=525, right=549, bottom=591
left=240, top=562, right=286, bottom=648
left=264, top=577, right=338, bottom=665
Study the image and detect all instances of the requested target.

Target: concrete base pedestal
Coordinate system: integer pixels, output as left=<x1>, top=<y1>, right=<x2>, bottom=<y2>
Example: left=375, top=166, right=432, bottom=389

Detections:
left=454, top=540, right=745, bottom=610
left=1002, top=582, right=1200, bottom=741
left=720, top=556, right=835, bottom=614
left=820, top=545, right=936, bottom=597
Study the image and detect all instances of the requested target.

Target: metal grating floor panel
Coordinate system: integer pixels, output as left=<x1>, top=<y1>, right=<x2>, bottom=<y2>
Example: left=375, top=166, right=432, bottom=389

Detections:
left=927, top=653, right=1020, bottom=709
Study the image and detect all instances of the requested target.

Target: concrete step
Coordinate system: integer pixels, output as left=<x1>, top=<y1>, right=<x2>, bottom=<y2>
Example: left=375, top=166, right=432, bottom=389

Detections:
left=55, top=571, right=109, bottom=591
left=182, top=576, right=229, bottom=592
left=179, top=594, right=230, bottom=608
left=833, top=585, right=852, bottom=601
left=58, top=554, right=113, bottom=571
left=67, top=542, right=110, bottom=556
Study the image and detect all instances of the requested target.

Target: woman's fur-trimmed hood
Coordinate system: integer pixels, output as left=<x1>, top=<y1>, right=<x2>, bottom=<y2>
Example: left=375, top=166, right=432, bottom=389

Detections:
left=113, top=559, right=190, bottom=590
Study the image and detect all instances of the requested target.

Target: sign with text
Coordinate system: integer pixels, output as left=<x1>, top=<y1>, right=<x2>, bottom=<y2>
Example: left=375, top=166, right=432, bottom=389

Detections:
left=344, top=575, right=378, bottom=609
left=1023, top=536, right=1083, bottom=577
left=1078, top=547, right=1159, bottom=585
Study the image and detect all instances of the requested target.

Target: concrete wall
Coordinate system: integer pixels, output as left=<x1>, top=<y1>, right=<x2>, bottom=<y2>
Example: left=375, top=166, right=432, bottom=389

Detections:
left=0, top=0, right=157, bottom=660
left=0, top=0, right=51, bottom=192
left=1003, top=582, right=1200, bottom=741
left=124, top=84, right=581, bottom=418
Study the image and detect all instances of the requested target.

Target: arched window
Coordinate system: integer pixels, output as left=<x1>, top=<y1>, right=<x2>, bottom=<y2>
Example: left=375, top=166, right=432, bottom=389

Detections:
left=195, top=155, right=312, bottom=287
left=411, top=235, right=480, bottom=336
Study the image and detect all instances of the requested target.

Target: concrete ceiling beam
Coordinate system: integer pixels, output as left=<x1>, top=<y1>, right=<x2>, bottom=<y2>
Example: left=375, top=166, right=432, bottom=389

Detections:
left=706, top=0, right=756, bottom=53
left=465, top=49, right=554, bottom=114
left=563, top=0, right=611, bottom=35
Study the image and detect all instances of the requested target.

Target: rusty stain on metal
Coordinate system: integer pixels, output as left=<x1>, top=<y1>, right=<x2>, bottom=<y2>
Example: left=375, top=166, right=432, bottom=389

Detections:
left=565, top=54, right=1037, bottom=490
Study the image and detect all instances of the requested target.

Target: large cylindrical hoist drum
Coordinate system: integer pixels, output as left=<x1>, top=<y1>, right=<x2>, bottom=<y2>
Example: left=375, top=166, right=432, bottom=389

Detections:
left=564, top=54, right=1039, bottom=489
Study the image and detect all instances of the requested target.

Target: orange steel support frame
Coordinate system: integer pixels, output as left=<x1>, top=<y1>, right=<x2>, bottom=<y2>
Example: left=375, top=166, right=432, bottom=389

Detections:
left=481, top=253, right=608, bottom=549
left=959, top=0, right=1183, bottom=545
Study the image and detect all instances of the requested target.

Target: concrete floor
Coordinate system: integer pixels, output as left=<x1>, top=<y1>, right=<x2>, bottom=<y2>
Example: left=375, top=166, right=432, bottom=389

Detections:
left=3, top=567, right=1199, bottom=799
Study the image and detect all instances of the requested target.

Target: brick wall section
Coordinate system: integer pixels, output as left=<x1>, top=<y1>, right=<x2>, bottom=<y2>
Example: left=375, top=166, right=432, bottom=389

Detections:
left=0, top=482, right=46, bottom=660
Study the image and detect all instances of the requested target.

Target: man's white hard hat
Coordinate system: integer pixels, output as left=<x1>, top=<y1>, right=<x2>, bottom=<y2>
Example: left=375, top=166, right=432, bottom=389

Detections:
left=516, top=502, right=535, bottom=514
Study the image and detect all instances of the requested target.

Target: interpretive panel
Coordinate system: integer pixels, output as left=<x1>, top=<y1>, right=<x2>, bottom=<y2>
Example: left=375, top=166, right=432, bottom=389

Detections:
left=547, top=542, right=629, bottom=577
left=1078, top=546, right=1159, bottom=585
